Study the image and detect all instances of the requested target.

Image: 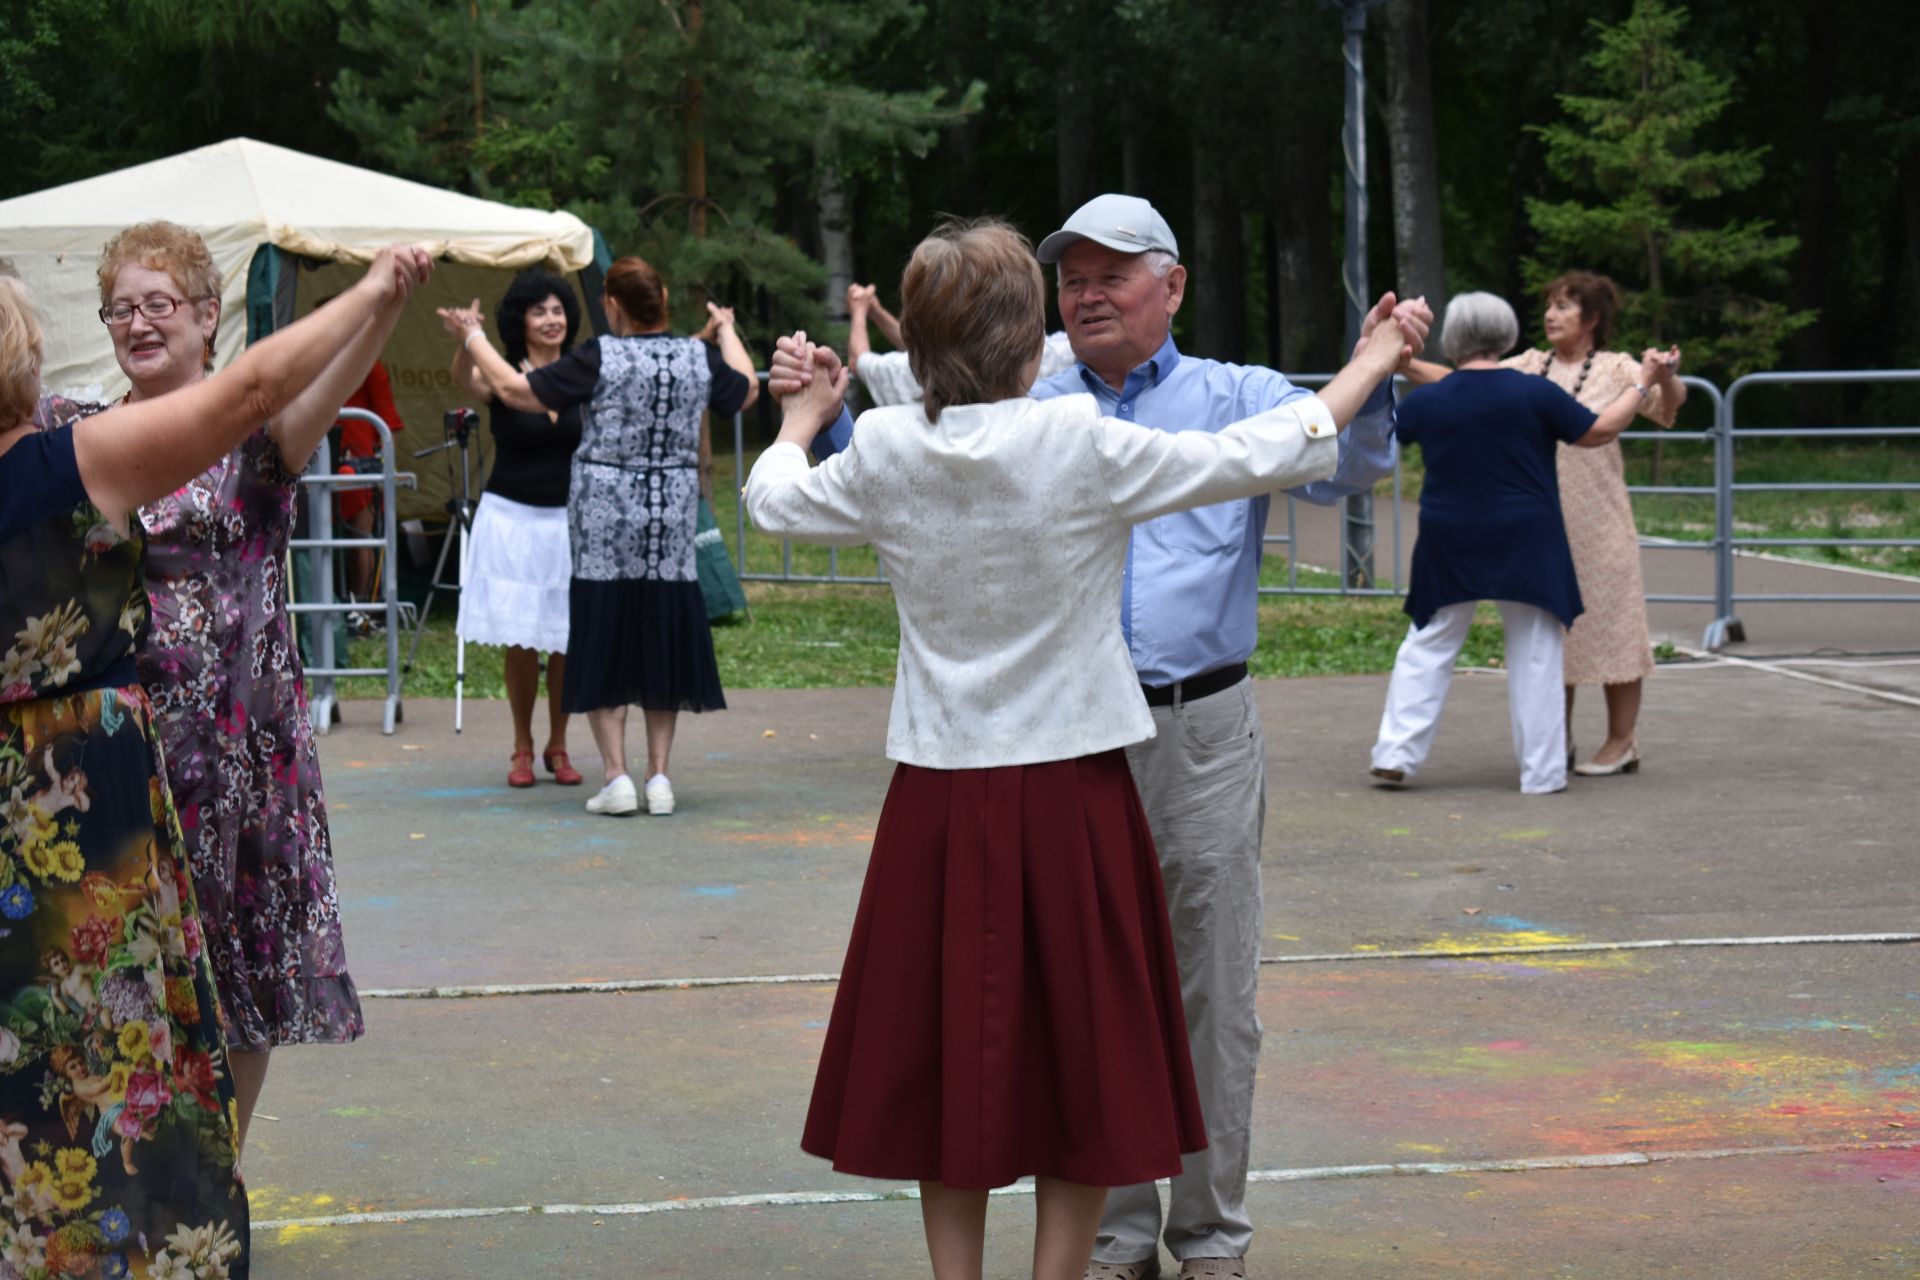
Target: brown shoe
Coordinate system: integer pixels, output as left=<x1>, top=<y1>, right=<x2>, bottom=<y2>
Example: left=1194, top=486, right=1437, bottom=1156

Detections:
left=1085, top=1260, right=1161, bottom=1280
left=1177, top=1260, right=1246, bottom=1280
left=1370, top=765, right=1408, bottom=788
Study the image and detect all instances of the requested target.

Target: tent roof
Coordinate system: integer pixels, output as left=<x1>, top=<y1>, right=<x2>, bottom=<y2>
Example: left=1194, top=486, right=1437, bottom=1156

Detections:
left=0, top=137, right=595, bottom=270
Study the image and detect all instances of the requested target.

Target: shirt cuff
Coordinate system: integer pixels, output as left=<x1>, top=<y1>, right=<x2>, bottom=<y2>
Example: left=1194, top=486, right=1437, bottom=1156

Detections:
left=1299, top=397, right=1339, bottom=439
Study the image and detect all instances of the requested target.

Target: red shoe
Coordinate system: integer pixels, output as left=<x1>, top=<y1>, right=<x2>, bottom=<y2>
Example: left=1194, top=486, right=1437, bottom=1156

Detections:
left=508, top=749, right=536, bottom=788
left=543, top=750, right=584, bottom=786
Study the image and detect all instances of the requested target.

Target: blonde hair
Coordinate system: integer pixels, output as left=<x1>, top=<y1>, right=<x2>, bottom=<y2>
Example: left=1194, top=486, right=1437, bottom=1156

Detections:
left=899, top=219, right=1046, bottom=422
left=0, top=276, right=45, bottom=429
left=97, top=221, right=222, bottom=307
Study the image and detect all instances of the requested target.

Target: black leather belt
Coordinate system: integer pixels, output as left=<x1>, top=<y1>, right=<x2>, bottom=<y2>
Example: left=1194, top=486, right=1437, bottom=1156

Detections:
left=1141, top=662, right=1247, bottom=708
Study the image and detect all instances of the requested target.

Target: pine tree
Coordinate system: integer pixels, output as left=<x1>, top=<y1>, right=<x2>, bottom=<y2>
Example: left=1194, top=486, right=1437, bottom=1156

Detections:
left=328, top=0, right=975, bottom=337
left=1523, top=0, right=1814, bottom=378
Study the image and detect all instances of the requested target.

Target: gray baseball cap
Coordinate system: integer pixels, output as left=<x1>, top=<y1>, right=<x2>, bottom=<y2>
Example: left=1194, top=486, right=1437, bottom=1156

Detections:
left=1035, top=194, right=1179, bottom=265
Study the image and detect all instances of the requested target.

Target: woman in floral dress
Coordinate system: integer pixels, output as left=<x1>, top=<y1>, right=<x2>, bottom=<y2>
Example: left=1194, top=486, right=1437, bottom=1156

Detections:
left=0, top=252, right=429, bottom=1278
left=70, top=224, right=422, bottom=1156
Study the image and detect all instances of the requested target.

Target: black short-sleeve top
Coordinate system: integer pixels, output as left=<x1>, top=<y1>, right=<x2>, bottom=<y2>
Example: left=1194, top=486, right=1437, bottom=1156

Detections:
left=484, top=394, right=585, bottom=508
left=525, top=334, right=751, bottom=421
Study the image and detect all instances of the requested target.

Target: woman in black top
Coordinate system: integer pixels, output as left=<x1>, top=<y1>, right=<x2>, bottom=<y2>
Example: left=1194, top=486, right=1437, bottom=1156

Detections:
left=450, top=270, right=588, bottom=789
left=445, top=257, right=757, bottom=818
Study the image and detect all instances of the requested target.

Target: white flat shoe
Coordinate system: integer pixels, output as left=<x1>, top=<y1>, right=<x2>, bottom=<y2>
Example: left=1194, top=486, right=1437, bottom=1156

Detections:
left=644, top=774, right=675, bottom=815
left=586, top=775, right=638, bottom=815
left=1573, top=745, right=1640, bottom=777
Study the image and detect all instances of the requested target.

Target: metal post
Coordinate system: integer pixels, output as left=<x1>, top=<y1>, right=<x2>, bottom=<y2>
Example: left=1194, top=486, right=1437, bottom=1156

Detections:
left=1336, top=0, right=1380, bottom=589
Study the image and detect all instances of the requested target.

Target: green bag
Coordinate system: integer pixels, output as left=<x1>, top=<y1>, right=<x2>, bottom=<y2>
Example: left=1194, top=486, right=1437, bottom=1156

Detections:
left=695, top=498, right=749, bottom=621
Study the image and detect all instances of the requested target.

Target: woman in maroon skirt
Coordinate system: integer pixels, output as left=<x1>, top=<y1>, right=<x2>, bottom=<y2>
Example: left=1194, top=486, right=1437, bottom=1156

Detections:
left=747, top=219, right=1411, bottom=1279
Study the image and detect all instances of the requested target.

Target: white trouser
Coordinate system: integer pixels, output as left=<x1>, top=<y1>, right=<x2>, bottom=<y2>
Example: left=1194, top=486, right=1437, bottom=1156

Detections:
left=1371, top=600, right=1568, bottom=795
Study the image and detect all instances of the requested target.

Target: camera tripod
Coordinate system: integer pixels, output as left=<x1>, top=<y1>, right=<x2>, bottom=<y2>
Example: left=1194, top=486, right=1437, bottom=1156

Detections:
left=405, top=407, right=482, bottom=732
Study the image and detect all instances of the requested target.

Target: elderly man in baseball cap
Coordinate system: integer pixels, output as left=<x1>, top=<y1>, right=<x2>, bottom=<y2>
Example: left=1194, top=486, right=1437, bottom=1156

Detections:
left=768, top=195, right=1427, bottom=1279
left=1034, top=194, right=1425, bottom=1280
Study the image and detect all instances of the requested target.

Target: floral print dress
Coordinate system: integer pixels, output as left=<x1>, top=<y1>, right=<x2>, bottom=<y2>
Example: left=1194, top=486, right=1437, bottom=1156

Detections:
left=128, top=425, right=363, bottom=1053
left=1, top=423, right=248, bottom=1278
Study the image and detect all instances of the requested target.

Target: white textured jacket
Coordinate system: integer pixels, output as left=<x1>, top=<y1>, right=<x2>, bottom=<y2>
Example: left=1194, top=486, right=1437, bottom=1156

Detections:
left=745, top=391, right=1338, bottom=769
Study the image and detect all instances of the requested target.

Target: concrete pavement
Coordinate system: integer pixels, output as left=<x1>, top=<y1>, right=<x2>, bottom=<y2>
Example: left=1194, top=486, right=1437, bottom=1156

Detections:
left=249, top=658, right=1920, bottom=1277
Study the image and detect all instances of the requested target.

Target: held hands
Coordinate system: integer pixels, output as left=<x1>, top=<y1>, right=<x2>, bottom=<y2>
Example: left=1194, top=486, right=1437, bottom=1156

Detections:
left=846, top=283, right=875, bottom=315
left=769, top=330, right=846, bottom=399
left=1353, top=292, right=1432, bottom=374
left=1639, top=345, right=1681, bottom=386
left=365, top=245, right=434, bottom=305
left=697, top=300, right=738, bottom=342
left=437, top=298, right=486, bottom=345
left=772, top=329, right=850, bottom=436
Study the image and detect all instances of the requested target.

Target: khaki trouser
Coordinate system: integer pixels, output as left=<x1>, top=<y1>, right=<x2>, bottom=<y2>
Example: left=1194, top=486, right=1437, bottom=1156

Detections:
left=1098, top=676, right=1265, bottom=1265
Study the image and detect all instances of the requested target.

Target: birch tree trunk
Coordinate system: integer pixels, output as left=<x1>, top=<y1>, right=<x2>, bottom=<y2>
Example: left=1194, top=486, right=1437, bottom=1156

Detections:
left=815, top=134, right=853, bottom=330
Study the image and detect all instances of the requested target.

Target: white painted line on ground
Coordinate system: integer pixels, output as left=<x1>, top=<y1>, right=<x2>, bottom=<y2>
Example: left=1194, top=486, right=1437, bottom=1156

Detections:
left=358, top=933, right=1920, bottom=1001
left=359, top=972, right=841, bottom=999
left=253, top=1139, right=1920, bottom=1231
left=1675, top=647, right=1920, bottom=708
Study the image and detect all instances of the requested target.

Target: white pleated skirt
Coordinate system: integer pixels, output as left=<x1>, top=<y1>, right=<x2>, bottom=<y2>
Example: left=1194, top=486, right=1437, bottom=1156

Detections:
left=456, top=493, right=572, bottom=653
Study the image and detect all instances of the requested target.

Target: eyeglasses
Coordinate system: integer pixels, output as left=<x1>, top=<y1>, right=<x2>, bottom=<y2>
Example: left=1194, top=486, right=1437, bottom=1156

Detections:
left=98, top=295, right=210, bottom=326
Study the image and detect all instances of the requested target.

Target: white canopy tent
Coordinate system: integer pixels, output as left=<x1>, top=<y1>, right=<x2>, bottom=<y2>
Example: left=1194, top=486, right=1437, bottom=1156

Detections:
left=0, top=137, right=607, bottom=520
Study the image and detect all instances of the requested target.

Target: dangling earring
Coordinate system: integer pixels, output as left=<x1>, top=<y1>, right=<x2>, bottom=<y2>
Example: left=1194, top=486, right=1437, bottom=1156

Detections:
left=202, top=339, right=216, bottom=371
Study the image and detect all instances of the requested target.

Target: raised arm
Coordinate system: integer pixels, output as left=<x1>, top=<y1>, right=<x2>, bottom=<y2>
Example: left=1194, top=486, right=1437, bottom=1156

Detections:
left=268, top=260, right=422, bottom=471
left=1310, top=309, right=1415, bottom=430
left=867, top=291, right=903, bottom=349
left=1573, top=349, right=1673, bottom=449
left=706, top=302, right=759, bottom=412
left=73, top=247, right=430, bottom=529
left=445, top=299, right=495, bottom=401
left=846, top=284, right=876, bottom=375
left=442, top=307, right=542, bottom=412
left=744, top=333, right=865, bottom=542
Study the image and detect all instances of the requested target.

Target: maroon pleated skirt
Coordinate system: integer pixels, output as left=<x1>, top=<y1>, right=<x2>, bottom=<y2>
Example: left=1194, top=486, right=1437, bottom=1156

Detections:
left=801, top=750, right=1207, bottom=1190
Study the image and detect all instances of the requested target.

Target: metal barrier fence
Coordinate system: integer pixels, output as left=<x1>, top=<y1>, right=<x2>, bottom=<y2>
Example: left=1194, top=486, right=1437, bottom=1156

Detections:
left=726, top=369, right=1920, bottom=651
left=1708, top=370, right=1920, bottom=649
left=291, top=409, right=407, bottom=734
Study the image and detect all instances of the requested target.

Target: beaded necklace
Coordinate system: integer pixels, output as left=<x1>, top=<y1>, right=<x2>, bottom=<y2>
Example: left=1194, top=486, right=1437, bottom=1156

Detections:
left=1544, top=349, right=1595, bottom=400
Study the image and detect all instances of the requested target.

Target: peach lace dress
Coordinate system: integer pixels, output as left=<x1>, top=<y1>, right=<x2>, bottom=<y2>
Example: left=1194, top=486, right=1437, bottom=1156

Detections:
left=1502, top=348, right=1678, bottom=685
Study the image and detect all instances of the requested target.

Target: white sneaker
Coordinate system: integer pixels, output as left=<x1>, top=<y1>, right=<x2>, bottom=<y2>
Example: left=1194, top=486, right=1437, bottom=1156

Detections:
left=586, top=775, right=638, bottom=815
left=644, top=774, right=675, bottom=816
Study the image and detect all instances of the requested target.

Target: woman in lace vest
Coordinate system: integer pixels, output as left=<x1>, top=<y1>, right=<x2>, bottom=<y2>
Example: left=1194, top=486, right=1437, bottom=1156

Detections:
left=444, top=258, right=757, bottom=818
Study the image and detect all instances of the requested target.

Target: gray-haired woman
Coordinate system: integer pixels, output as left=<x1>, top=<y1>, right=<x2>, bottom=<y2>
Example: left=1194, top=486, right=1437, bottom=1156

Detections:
left=1371, top=292, right=1673, bottom=794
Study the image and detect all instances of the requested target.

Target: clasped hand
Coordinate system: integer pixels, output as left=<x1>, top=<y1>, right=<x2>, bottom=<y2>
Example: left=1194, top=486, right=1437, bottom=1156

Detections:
left=771, top=330, right=850, bottom=436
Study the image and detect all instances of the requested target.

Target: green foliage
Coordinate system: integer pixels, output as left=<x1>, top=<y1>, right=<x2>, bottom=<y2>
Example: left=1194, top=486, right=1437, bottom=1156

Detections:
left=327, top=0, right=975, bottom=337
left=1523, top=0, right=1814, bottom=376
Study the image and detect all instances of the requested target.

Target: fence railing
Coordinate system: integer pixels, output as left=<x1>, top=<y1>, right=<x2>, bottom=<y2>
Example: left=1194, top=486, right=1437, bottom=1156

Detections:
left=726, top=368, right=1920, bottom=651
left=291, top=409, right=407, bottom=734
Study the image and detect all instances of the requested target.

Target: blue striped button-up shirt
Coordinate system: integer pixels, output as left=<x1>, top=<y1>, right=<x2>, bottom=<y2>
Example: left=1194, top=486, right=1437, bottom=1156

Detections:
left=810, top=334, right=1397, bottom=686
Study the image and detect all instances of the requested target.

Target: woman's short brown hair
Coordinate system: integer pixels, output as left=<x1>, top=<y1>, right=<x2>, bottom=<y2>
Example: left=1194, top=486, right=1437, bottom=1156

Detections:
left=899, top=219, right=1046, bottom=421
left=0, top=276, right=45, bottom=430
left=1542, top=271, right=1620, bottom=350
left=96, top=221, right=222, bottom=306
left=605, top=256, right=667, bottom=330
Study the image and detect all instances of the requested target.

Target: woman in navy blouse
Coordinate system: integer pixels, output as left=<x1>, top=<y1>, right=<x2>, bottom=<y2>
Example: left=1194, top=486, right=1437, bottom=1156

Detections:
left=1370, top=292, right=1672, bottom=794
